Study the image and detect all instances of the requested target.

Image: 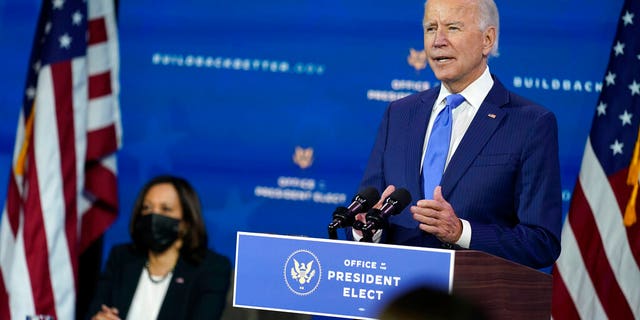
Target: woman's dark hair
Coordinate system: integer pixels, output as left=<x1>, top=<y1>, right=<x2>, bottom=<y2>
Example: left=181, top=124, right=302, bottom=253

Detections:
left=129, top=175, right=208, bottom=263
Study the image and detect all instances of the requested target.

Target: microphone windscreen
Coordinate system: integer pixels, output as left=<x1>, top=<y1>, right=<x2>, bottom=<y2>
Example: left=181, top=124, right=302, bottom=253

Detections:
left=357, top=187, right=381, bottom=211
left=388, top=188, right=412, bottom=213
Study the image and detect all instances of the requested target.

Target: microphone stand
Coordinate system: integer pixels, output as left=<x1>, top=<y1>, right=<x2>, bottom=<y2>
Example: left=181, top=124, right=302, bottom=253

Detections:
left=351, top=220, right=373, bottom=243
left=328, top=226, right=338, bottom=239
left=360, top=229, right=374, bottom=243
left=328, top=207, right=350, bottom=239
left=359, top=208, right=387, bottom=243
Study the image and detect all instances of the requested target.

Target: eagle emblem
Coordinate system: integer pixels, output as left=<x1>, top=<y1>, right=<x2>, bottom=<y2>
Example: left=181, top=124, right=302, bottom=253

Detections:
left=290, top=259, right=316, bottom=285
left=293, top=146, right=314, bottom=169
left=407, top=48, right=427, bottom=71
left=284, top=249, right=321, bottom=295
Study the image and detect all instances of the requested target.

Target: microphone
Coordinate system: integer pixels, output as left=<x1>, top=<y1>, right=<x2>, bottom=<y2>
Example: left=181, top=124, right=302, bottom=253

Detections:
left=328, top=187, right=380, bottom=230
left=361, top=188, right=412, bottom=233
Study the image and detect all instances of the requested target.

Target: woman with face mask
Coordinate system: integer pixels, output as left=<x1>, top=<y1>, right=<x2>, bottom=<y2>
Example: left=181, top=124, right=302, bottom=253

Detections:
left=87, top=175, right=231, bottom=320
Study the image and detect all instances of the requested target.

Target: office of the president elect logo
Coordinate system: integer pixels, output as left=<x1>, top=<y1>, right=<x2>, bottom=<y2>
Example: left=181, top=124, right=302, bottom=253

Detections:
left=284, top=249, right=322, bottom=296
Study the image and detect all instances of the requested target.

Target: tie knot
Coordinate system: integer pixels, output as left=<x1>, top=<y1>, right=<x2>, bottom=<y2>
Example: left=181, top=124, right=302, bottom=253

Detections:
left=445, top=94, right=465, bottom=110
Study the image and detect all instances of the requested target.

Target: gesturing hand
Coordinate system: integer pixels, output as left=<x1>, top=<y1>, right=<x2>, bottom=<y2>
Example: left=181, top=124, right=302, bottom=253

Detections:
left=411, top=186, right=462, bottom=244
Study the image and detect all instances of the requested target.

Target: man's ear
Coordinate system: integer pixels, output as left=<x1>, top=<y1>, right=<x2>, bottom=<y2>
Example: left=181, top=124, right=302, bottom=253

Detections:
left=482, top=26, right=497, bottom=56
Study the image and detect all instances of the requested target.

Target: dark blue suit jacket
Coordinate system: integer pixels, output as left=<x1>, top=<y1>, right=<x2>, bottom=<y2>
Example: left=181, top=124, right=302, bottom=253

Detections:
left=358, top=77, right=562, bottom=269
left=86, top=244, right=231, bottom=320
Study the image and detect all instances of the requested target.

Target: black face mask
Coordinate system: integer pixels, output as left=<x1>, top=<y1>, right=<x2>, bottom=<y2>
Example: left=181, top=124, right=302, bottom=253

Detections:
left=133, top=213, right=181, bottom=253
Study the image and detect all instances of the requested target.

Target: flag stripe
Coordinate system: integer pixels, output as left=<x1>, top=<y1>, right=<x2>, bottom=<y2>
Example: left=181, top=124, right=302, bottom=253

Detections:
left=554, top=212, right=608, bottom=319
left=52, top=61, right=79, bottom=252
left=86, top=124, right=118, bottom=160
left=24, top=138, right=55, bottom=317
left=89, top=71, right=112, bottom=99
left=80, top=205, right=117, bottom=253
left=88, top=18, right=107, bottom=45
left=551, top=268, right=581, bottom=320
left=1, top=230, right=36, bottom=318
left=630, top=223, right=640, bottom=264
left=6, top=174, right=20, bottom=237
left=52, top=61, right=81, bottom=320
left=0, top=269, right=9, bottom=320
left=570, top=176, right=634, bottom=318
left=87, top=43, right=112, bottom=75
left=88, top=97, right=118, bottom=131
left=85, top=162, right=118, bottom=206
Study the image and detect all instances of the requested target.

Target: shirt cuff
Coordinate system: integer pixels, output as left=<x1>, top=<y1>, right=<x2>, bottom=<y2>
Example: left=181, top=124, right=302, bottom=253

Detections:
left=455, top=218, right=471, bottom=248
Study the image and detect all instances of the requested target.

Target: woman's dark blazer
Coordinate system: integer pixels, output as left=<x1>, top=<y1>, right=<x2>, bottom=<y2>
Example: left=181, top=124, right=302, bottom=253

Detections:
left=86, top=243, right=231, bottom=320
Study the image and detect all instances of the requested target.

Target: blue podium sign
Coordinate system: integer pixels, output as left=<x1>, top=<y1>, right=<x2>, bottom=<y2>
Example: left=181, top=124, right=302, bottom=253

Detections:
left=233, top=232, right=454, bottom=319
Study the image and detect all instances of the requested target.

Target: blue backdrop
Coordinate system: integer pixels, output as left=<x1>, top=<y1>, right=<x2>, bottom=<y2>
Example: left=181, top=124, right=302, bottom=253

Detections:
left=0, top=0, right=624, bottom=265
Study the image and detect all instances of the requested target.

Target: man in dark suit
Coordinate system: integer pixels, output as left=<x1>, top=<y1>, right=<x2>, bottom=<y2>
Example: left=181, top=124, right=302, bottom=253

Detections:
left=353, top=0, right=562, bottom=269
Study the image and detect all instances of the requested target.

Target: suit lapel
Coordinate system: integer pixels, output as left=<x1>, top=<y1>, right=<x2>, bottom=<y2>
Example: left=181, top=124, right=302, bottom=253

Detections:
left=157, top=257, right=191, bottom=319
left=441, top=78, right=509, bottom=198
left=119, top=253, right=145, bottom=317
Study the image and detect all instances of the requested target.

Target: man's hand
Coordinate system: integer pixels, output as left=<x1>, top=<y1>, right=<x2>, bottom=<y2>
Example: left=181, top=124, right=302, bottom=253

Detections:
left=411, top=186, right=462, bottom=243
left=353, top=185, right=395, bottom=236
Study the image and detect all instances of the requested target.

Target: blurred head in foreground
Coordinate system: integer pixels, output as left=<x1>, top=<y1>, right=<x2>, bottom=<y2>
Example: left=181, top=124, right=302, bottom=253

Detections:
left=378, top=286, right=488, bottom=320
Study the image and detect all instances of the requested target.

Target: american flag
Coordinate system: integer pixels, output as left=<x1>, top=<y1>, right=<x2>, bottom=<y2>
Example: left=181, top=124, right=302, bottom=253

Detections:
left=0, top=0, right=121, bottom=319
left=552, top=0, right=640, bottom=319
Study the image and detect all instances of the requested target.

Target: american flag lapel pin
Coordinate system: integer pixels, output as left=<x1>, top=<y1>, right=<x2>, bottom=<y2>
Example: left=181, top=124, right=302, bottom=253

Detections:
left=488, top=114, right=496, bottom=119
left=176, top=277, right=184, bottom=284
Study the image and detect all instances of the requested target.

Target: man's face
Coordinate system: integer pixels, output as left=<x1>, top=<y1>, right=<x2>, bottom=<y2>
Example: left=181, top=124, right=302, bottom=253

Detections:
left=423, top=0, right=494, bottom=93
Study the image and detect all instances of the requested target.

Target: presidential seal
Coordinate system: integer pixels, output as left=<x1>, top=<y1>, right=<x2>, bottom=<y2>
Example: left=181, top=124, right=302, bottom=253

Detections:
left=284, top=249, right=322, bottom=296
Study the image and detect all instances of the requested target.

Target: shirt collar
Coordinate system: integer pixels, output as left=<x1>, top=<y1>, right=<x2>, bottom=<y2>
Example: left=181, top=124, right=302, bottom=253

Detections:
left=435, top=66, right=494, bottom=109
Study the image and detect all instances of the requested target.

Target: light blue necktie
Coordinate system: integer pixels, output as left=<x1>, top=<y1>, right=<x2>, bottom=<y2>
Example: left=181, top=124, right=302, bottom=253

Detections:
left=422, top=93, right=465, bottom=199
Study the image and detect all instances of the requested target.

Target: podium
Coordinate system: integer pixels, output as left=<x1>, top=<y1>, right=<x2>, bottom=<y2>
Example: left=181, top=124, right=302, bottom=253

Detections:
left=234, top=232, right=551, bottom=320
left=452, top=250, right=551, bottom=319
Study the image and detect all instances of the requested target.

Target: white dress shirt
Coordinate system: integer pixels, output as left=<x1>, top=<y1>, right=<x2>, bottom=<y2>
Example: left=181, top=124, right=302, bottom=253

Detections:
left=126, top=267, right=173, bottom=320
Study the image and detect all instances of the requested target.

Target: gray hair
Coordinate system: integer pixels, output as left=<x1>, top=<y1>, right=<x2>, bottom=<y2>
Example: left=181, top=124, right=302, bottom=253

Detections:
left=477, top=0, right=500, bottom=57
